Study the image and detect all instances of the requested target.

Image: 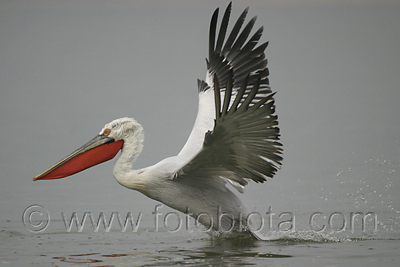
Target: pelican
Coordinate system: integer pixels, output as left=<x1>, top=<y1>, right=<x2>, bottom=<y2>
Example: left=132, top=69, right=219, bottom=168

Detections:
left=33, top=3, right=282, bottom=240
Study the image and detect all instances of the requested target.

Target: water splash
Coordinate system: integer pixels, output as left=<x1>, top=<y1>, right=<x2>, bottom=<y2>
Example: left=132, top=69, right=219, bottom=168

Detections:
left=261, top=230, right=342, bottom=243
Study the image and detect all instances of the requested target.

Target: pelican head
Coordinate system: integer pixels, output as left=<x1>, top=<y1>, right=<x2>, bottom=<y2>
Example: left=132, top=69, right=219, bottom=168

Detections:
left=99, top=117, right=142, bottom=142
left=33, top=117, right=143, bottom=181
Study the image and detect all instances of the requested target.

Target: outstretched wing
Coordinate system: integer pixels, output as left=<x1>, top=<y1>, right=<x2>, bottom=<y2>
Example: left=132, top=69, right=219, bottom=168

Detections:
left=177, top=71, right=282, bottom=190
left=176, top=3, right=282, bottom=191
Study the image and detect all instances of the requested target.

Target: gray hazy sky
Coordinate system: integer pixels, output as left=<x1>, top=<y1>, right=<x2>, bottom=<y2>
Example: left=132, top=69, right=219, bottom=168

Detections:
left=1, top=1, right=399, bottom=222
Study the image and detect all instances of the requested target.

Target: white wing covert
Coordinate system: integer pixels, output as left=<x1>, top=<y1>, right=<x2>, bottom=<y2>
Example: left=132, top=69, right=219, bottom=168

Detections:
left=176, top=3, right=282, bottom=191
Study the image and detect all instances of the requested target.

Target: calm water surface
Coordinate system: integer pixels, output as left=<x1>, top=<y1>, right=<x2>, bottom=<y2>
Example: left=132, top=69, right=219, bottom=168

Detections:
left=1, top=209, right=399, bottom=266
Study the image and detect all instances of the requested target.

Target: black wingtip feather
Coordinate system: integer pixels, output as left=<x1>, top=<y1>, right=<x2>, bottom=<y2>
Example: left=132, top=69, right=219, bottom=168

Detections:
left=209, top=8, right=219, bottom=59
left=213, top=74, right=221, bottom=121
left=215, top=2, right=232, bottom=53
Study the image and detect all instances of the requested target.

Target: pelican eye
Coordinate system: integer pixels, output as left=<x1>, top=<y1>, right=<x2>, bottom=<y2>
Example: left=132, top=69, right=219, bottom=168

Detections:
left=103, top=129, right=111, bottom=135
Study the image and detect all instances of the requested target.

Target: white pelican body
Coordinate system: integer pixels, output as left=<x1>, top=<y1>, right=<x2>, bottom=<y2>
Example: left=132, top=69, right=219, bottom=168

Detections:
left=34, top=3, right=282, bottom=239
